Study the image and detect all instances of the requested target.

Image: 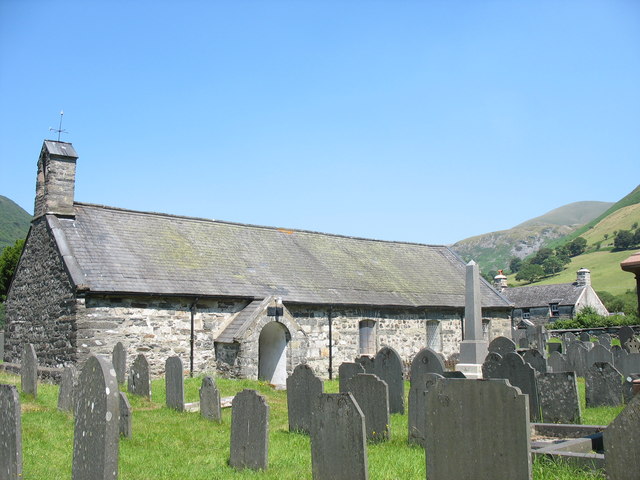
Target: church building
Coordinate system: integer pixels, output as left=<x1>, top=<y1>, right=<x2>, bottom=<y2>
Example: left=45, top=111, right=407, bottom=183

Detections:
left=4, top=140, right=513, bottom=383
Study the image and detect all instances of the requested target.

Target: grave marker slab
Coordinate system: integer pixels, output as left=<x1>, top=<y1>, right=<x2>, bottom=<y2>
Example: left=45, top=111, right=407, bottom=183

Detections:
left=199, top=376, right=222, bottom=422
left=625, top=337, right=640, bottom=354
left=547, top=342, right=562, bottom=354
left=519, top=337, right=530, bottom=349
left=119, top=392, right=132, bottom=439
left=408, top=373, right=443, bottom=446
left=311, top=393, right=368, bottom=480
left=58, top=364, right=79, bottom=413
left=617, top=353, right=640, bottom=378
left=0, top=384, right=22, bottom=480
left=597, top=334, right=611, bottom=348
left=579, top=332, right=591, bottom=342
left=618, top=326, right=635, bottom=353
left=622, top=374, right=640, bottom=404
left=604, top=393, right=640, bottom=480
left=112, top=343, right=126, bottom=385
left=230, top=389, right=269, bottom=471
left=343, top=373, right=389, bottom=442
left=72, top=355, right=120, bottom=480
left=522, top=349, right=547, bottom=373
left=165, top=356, right=184, bottom=411
left=287, top=364, right=324, bottom=433
left=127, top=354, right=151, bottom=398
left=567, top=342, right=588, bottom=377
left=374, top=346, right=404, bottom=414
left=0, top=331, right=4, bottom=361
left=481, top=352, right=503, bottom=379
left=538, top=372, right=581, bottom=424
left=488, top=336, right=517, bottom=357
left=612, top=345, right=626, bottom=368
left=586, top=343, right=614, bottom=369
left=586, top=362, right=623, bottom=407
left=20, top=343, right=37, bottom=397
left=355, top=356, right=375, bottom=374
left=338, top=362, right=365, bottom=393
left=425, top=379, right=531, bottom=480
left=410, top=348, right=445, bottom=383
left=548, top=351, right=570, bottom=373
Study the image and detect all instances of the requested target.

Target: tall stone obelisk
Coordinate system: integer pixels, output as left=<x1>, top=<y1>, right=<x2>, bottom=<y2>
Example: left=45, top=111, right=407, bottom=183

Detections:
left=456, top=261, right=488, bottom=378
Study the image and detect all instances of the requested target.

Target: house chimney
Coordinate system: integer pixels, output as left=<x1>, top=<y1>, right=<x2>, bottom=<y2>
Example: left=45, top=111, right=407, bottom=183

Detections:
left=576, top=268, right=591, bottom=287
left=494, top=270, right=508, bottom=292
left=34, top=140, right=79, bottom=218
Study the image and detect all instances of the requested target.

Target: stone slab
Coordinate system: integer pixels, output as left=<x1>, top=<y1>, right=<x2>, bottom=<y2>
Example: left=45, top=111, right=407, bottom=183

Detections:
left=338, top=362, right=365, bottom=393
left=165, top=356, right=184, bottom=411
left=0, top=384, right=22, bottom=480
left=199, top=376, right=222, bottom=422
left=58, top=364, right=79, bottom=413
left=119, top=392, right=132, bottom=439
left=410, top=348, right=445, bottom=383
left=548, top=351, right=570, bottom=373
left=127, top=354, right=151, bottom=398
left=0, top=332, right=4, bottom=362
left=373, top=346, right=404, bottom=414
left=488, top=336, right=517, bottom=357
left=586, top=362, right=623, bottom=407
left=287, top=364, right=323, bottom=434
left=604, top=392, right=640, bottom=480
left=230, top=389, right=269, bottom=471
left=408, top=373, right=443, bottom=446
left=618, top=326, right=635, bottom=353
left=20, top=343, right=38, bottom=397
left=586, top=344, right=614, bottom=370
left=522, top=349, right=547, bottom=373
left=343, top=373, right=389, bottom=442
left=538, top=372, right=581, bottom=424
left=112, top=342, right=126, bottom=385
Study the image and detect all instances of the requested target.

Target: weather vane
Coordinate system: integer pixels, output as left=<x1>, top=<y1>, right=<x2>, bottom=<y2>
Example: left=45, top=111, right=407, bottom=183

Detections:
left=49, top=110, right=68, bottom=141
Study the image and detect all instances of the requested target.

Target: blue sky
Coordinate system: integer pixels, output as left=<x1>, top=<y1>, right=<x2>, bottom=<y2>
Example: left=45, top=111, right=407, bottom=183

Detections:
left=1, top=1, right=639, bottom=245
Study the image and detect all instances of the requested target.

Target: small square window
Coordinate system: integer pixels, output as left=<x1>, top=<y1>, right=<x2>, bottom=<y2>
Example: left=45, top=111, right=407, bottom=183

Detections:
left=550, top=304, right=559, bottom=317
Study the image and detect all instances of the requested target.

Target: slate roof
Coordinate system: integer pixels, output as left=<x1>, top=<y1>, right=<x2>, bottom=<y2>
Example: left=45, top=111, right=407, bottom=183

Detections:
left=52, top=203, right=511, bottom=308
left=502, top=283, right=585, bottom=308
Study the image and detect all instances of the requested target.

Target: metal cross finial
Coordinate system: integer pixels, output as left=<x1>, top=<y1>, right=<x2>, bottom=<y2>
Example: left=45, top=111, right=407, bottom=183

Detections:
left=49, top=110, right=68, bottom=141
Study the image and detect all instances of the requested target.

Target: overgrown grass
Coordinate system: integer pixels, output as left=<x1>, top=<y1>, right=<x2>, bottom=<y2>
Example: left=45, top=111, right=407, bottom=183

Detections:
left=0, top=372, right=621, bottom=479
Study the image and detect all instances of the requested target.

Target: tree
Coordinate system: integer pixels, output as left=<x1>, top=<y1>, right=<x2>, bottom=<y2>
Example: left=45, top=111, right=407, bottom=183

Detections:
left=530, top=248, right=553, bottom=266
left=515, top=263, right=545, bottom=283
left=567, top=237, right=587, bottom=257
left=0, top=238, right=25, bottom=302
left=509, top=257, right=522, bottom=273
left=633, top=229, right=640, bottom=247
left=614, top=230, right=634, bottom=249
left=542, top=256, right=564, bottom=275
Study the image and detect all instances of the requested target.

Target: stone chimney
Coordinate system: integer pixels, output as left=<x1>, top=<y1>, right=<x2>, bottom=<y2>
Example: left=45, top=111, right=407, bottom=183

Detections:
left=34, top=140, right=79, bottom=218
left=493, top=270, right=508, bottom=292
left=576, top=268, right=591, bottom=287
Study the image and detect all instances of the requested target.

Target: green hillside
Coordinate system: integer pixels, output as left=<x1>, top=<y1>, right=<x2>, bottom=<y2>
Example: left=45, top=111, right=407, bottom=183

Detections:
left=516, top=201, right=613, bottom=228
left=0, top=195, right=31, bottom=250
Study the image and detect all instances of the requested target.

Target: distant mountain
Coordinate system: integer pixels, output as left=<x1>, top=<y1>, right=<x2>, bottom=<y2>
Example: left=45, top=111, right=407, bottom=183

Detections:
left=0, top=196, right=31, bottom=250
left=451, top=201, right=614, bottom=274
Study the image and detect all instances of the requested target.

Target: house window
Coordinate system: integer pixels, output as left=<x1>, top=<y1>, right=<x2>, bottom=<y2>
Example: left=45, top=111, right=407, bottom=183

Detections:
left=426, top=320, right=442, bottom=352
left=550, top=304, right=559, bottom=317
left=522, top=309, right=530, bottom=320
left=482, top=319, right=491, bottom=341
left=359, top=320, right=377, bottom=355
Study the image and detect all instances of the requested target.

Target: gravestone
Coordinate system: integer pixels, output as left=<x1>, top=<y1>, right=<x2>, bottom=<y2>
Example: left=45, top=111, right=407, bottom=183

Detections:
left=58, top=364, right=79, bottom=413
left=229, top=389, right=269, bottom=471
left=119, top=392, right=132, bottom=439
left=0, top=384, right=22, bottom=480
left=547, top=342, right=562, bottom=354
left=586, top=343, right=614, bottom=369
left=128, top=354, right=151, bottom=398
left=410, top=348, right=445, bottom=386
left=518, top=337, right=530, bottom=349
left=343, top=373, right=389, bottom=442
left=612, top=345, right=626, bottom=368
left=563, top=332, right=577, bottom=344
left=199, top=376, right=222, bottom=422
left=20, top=343, right=38, bottom=397
left=566, top=341, right=588, bottom=377
left=548, top=351, right=570, bottom=373
left=488, top=336, right=517, bottom=357
left=72, top=355, right=120, bottom=480
left=287, top=364, right=324, bottom=434
left=522, top=349, right=547, bottom=373
left=443, top=371, right=466, bottom=378
left=527, top=325, right=548, bottom=356
left=339, top=362, right=365, bottom=393
left=598, top=333, right=612, bottom=348
left=538, top=372, right=581, bottom=424
left=481, top=352, right=503, bottom=379
left=310, top=393, right=368, bottom=480
left=408, top=372, right=443, bottom=446
left=625, top=337, right=640, bottom=354
left=579, top=332, right=591, bottom=342
left=165, top=356, right=184, bottom=411
left=586, top=362, right=623, bottom=407
left=425, top=379, right=531, bottom=480
left=355, top=355, right=375, bottom=374
left=617, top=353, right=640, bottom=378
left=618, top=326, right=635, bottom=353
left=373, top=346, right=404, bottom=414
left=483, top=352, right=541, bottom=422
left=604, top=393, right=640, bottom=480
left=112, top=342, right=126, bottom=385
left=0, top=331, right=4, bottom=361
left=622, top=374, right=640, bottom=404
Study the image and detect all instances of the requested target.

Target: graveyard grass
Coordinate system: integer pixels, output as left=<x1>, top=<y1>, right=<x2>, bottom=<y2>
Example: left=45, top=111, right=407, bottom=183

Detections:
left=0, top=372, right=622, bottom=480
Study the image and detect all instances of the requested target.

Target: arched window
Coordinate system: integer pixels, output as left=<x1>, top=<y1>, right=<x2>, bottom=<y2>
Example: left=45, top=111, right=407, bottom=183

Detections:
left=359, top=320, right=376, bottom=355
left=426, top=320, right=442, bottom=351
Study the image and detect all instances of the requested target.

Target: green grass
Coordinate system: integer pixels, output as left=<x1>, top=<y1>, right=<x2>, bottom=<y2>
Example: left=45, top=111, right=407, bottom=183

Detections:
left=0, top=372, right=621, bottom=479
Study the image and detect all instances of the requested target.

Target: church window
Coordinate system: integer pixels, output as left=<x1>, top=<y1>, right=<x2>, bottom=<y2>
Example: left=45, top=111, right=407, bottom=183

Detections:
left=426, top=320, right=442, bottom=351
left=482, top=319, right=491, bottom=341
left=550, top=303, right=559, bottom=317
left=359, top=320, right=377, bottom=355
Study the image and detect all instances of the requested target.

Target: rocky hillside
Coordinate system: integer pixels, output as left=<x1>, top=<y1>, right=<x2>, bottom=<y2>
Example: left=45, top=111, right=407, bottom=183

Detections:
left=0, top=195, right=31, bottom=250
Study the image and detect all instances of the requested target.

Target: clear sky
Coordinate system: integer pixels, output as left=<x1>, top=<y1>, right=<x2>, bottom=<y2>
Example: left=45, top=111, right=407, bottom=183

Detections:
left=1, top=1, right=639, bottom=245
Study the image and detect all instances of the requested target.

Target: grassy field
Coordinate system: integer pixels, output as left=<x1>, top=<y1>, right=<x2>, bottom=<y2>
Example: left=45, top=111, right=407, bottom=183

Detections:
left=0, top=371, right=623, bottom=480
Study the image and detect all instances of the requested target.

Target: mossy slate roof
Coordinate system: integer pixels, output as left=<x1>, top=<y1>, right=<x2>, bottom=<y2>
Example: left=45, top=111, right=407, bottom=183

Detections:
left=502, top=284, right=585, bottom=308
left=55, top=203, right=510, bottom=308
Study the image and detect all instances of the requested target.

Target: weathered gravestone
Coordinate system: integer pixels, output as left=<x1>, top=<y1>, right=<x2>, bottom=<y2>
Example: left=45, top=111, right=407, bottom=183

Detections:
left=425, top=379, right=531, bottom=480
left=481, top=352, right=503, bottom=379
left=311, top=393, right=368, bottom=480
left=586, top=362, right=623, bottom=408
left=72, top=355, right=120, bottom=480
left=586, top=343, right=614, bottom=369
left=165, top=356, right=184, bottom=411
left=622, top=374, right=640, bottom=404
left=199, top=376, right=221, bottom=422
left=20, top=343, right=38, bottom=397
left=287, top=364, right=324, bottom=433
left=374, top=346, right=404, bottom=414
left=548, top=351, right=570, bottom=373
left=339, top=362, right=365, bottom=393
left=488, top=336, right=517, bottom=357
left=408, top=373, right=443, bottom=446
left=518, top=337, right=530, bottom=349
left=229, top=389, right=269, bottom=471
left=618, top=326, right=635, bottom=353
left=0, top=384, right=22, bottom=480
left=355, top=355, right=375, bottom=374
left=598, top=333, right=612, bottom=348
left=483, top=351, right=541, bottom=422
left=127, top=354, right=151, bottom=398
left=0, top=331, right=4, bottom=361
left=563, top=332, right=577, bottom=344
left=617, top=353, right=640, bottom=378
left=112, top=342, right=126, bottom=385
left=579, top=332, right=591, bottom=342
left=343, top=373, right=389, bottom=442
left=410, top=348, right=445, bottom=383
left=547, top=342, right=562, bottom=354
left=625, top=337, right=640, bottom=354
left=119, top=392, right=132, bottom=439
left=612, top=345, right=626, bottom=368
left=604, top=393, right=640, bottom=480
left=537, top=372, right=581, bottom=424
left=58, top=364, right=79, bottom=413
left=567, top=341, right=588, bottom=377
left=522, top=349, right=547, bottom=373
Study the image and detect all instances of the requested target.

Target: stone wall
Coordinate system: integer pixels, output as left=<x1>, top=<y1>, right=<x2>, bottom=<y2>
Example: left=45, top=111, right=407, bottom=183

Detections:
left=5, top=218, right=77, bottom=366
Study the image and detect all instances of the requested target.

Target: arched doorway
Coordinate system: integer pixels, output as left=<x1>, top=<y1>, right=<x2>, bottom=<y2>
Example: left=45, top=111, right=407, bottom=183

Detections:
left=258, top=321, right=289, bottom=386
